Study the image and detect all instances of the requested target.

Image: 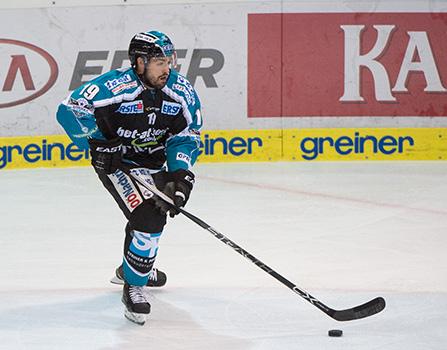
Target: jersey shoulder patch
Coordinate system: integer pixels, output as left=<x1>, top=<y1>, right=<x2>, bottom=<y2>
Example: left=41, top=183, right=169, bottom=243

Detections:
left=69, top=68, right=143, bottom=109
left=163, top=70, right=200, bottom=109
left=98, top=68, right=140, bottom=96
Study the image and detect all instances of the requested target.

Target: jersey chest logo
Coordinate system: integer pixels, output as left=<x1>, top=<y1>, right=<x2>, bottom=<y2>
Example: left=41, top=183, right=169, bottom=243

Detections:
left=161, top=101, right=181, bottom=116
left=116, top=100, right=144, bottom=114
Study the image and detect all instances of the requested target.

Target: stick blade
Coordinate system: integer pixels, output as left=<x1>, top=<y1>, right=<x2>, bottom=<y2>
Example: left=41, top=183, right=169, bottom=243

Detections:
left=330, top=297, right=386, bottom=322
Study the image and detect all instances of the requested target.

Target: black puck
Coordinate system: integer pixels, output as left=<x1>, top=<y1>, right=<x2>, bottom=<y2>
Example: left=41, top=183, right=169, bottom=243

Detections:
left=328, top=329, right=343, bottom=337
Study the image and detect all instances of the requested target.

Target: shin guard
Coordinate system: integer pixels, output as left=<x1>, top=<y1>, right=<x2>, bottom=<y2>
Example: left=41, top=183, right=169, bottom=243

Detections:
left=123, top=228, right=162, bottom=286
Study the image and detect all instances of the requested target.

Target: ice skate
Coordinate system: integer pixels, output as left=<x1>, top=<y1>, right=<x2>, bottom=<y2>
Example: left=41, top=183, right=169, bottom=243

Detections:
left=111, top=264, right=167, bottom=287
left=122, top=283, right=151, bottom=325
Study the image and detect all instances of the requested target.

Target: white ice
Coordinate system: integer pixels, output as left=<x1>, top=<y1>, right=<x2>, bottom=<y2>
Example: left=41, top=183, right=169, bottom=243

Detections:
left=1, top=162, right=446, bottom=350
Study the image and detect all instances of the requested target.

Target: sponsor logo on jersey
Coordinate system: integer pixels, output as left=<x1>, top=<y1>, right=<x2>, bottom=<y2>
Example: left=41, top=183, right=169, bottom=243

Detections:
left=110, top=169, right=142, bottom=211
left=95, top=145, right=122, bottom=153
left=111, top=81, right=138, bottom=95
left=116, top=100, right=143, bottom=114
left=116, top=126, right=166, bottom=148
left=131, top=137, right=164, bottom=148
left=161, top=101, right=181, bottom=115
left=172, top=75, right=196, bottom=105
left=72, top=125, right=98, bottom=138
left=176, top=152, right=191, bottom=166
left=104, top=74, right=132, bottom=90
left=172, top=83, right=195, bottom=105
left=67, top=97, right=94, bottom=118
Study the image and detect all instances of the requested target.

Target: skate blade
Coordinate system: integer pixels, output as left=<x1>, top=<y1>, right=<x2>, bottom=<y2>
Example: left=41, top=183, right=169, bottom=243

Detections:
left=110, top=276, right=124, bottom=285
left=124, top=309, right=148, bottom=326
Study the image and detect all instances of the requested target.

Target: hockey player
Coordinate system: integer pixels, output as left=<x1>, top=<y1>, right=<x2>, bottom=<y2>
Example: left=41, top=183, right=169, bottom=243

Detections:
left=56, top=31, right=202, bottom=325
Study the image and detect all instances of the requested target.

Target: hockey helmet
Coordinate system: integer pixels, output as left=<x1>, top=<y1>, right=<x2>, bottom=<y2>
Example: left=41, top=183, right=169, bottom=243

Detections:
left=128, top=30, right=177, bottom=68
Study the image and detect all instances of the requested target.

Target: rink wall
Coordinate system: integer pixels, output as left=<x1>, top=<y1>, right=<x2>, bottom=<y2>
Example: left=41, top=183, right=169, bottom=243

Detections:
left=1, top=1, right=446, bottom=168
left=1, top=128, right=446, bottom=169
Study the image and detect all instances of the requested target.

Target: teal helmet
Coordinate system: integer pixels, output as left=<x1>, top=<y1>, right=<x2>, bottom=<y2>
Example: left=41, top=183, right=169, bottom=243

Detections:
left=128, top=30, right=177, bottom=69
left=147, top=31, right=175, bottom=57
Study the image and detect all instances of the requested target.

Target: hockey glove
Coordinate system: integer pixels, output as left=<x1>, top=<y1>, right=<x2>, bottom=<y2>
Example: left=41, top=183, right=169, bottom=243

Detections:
left=154, top=169, right=195, bottom=218
left=88, top=137, right=123, bottom=175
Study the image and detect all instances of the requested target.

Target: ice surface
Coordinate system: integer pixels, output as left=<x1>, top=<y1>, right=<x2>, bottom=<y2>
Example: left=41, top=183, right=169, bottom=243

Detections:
left=1, top=162, right=446, bottom=349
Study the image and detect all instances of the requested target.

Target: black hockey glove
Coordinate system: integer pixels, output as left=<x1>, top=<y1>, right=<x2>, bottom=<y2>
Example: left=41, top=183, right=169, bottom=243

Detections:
left=154, top=169, right=195, bottom=218
left=88, top=137, right=123, bottom=175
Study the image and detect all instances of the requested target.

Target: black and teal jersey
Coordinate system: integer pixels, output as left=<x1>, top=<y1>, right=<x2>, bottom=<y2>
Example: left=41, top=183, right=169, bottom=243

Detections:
left=57, top=67, right=202, bottom=172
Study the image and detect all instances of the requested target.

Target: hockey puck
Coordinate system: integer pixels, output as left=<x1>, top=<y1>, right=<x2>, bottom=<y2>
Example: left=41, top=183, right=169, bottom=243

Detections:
left=328, top=329, right=343, bottom=337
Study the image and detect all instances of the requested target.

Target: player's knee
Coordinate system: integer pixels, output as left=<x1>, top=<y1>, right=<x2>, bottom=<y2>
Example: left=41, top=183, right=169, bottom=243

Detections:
left=129, top=200, right=166, bottom=233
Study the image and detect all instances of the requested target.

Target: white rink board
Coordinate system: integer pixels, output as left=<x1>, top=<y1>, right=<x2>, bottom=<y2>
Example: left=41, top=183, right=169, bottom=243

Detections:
left=1, top=1, right=447, bottom=137
left=0, top=2, right=279, bottom=135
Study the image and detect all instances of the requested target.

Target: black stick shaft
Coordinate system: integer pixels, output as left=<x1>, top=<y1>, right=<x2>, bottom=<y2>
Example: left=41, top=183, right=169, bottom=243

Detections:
left=126, top=169, right=385, bottom=321
left=176, top=206, right=331, bottom=313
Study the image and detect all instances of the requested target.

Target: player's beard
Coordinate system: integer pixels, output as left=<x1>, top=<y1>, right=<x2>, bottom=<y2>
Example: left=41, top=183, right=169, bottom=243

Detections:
left=147, top=73, right=168, bottom=89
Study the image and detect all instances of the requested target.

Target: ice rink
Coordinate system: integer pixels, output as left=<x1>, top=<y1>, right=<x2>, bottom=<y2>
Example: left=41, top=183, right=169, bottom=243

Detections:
left=1, top=162, right=446, bottom=350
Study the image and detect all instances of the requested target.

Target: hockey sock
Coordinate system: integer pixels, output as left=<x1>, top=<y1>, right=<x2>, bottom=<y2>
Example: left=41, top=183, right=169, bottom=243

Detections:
left=123, top=229, right=162, bottom=286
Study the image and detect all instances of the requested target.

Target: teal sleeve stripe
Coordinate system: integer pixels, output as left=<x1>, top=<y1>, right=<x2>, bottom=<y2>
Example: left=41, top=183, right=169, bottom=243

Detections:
left=162, top=74, right=203, bottom=131
left=56, top=104, right=105, bottom=150
left=165, top=134, right=201, bottom=172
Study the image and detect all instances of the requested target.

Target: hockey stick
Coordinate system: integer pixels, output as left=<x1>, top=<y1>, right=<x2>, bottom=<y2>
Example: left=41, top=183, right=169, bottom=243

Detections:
left=127, top=169, right=386, bottom=322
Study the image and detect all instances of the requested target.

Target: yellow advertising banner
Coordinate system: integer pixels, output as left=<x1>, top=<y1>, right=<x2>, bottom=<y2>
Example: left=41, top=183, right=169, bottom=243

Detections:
left=283, top=128, right=447, bottom=161
left=0, top=135, right=90, bottom=170
left=0, top=128, right=445, bottom=170
left=196, top=129, right=282, bottom=162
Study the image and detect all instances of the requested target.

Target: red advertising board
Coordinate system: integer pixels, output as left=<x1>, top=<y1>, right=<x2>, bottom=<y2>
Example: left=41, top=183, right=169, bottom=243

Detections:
left=248, top=13, right=447, bottom=117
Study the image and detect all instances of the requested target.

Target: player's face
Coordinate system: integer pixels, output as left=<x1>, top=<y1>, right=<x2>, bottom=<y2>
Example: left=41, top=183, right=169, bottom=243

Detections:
left=145, top=57, right=172, bottom=88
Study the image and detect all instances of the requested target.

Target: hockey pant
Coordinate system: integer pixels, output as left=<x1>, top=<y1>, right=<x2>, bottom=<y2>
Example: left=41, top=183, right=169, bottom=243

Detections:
left=98, top=167, right=168, bottom=286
